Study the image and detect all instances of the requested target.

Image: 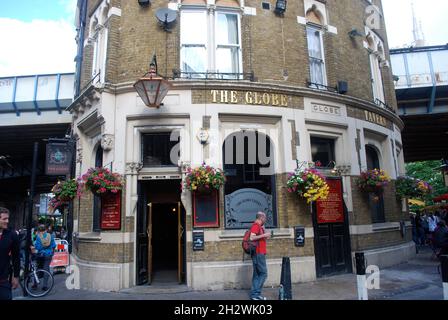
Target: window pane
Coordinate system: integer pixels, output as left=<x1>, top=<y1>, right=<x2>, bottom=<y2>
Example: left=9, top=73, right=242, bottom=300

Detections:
left=142, top=133, right=179, bottom=167
left=181, top=11, right=207, bottom=45
left=217, top=13, right=239, bottom=45
left=310, top=58, right=324, bottom=85
left=181, top=46, right=207, bottom=73
left=311, top=137, right=335, bottom=167
left=307, top=28, right=322, bottom=60
left=216, top=47, right=239, bottom=74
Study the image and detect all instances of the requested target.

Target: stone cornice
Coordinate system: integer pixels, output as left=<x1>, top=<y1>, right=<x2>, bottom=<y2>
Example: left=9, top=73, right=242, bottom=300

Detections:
left=106, top=80, right=405, bottom=130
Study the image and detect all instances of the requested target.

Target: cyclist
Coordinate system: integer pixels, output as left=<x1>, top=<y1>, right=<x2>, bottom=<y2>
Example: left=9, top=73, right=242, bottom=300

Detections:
left=0, top=207, right=20, bottom=300
left=34, top=225, right=56, bottom=291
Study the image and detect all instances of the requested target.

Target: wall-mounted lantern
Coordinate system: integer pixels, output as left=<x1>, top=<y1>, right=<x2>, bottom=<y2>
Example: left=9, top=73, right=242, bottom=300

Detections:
left=134, top=54, right=172, bottom=108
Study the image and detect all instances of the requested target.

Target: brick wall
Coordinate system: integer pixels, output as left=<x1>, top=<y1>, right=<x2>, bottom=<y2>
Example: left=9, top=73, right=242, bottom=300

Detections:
left=78, top=0, right=396, bottom=107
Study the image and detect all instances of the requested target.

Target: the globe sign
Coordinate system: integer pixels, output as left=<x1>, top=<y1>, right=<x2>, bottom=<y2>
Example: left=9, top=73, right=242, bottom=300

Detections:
left=45, top=143, right=72, bottom=175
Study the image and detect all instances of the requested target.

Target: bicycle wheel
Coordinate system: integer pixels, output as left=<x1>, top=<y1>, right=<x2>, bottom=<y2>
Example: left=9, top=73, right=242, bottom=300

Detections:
left=24, top=269, right=54, bottom=298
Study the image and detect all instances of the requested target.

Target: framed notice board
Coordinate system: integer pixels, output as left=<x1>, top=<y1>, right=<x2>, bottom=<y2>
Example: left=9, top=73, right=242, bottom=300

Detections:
left=193, top=191, right=219, bottom=228
left=101, top=192, right=121, bottom=230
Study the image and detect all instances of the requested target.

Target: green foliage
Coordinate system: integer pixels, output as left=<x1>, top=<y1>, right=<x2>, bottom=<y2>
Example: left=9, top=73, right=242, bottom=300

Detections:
left=405, top=160, right=448, bottom=204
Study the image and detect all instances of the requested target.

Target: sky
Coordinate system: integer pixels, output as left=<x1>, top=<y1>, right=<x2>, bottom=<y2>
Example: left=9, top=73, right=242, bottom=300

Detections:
left=382, top=0, right=448, bottom=48
left=0, top=0, right=447, bottom=77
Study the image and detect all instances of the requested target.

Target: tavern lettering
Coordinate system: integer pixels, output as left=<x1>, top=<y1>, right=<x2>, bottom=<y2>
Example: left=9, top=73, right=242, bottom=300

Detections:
left=364, top=110, right=387, bottom=127
left=210, top=90, right=288, bottom=107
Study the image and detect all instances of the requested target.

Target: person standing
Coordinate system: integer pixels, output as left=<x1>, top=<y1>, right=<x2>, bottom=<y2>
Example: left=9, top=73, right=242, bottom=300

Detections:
left=249, top=211, right=271, bottom=300
left=0, top=207, right=20, bottom=300
left=35, top=225, right=56, bottom=291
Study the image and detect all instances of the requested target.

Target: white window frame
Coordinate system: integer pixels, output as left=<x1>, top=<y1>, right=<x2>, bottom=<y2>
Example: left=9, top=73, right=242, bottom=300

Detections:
left=306, top=25, right=328, bottom=89
left=180, top=7, right=243, bottom=78
left=180, top=9, right=209, bottom=77
left=89, top=3, right=109, bottom=84
left=365, top=27, right=386, bottom=104
left=214, top=10, right=243, bottom=78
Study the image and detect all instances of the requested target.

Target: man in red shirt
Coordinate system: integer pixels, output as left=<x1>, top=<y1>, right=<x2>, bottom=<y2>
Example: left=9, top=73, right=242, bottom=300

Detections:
left=249, top=211, right=271, bottom=300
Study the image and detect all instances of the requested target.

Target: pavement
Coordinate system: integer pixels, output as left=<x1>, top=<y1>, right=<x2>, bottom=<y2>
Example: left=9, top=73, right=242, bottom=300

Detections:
left=12, top=246, right=445, bottom=300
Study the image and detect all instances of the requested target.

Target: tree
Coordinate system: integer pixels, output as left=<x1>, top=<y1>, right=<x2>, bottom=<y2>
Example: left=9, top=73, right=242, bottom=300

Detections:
left=405, top=160, right=448, bottom=204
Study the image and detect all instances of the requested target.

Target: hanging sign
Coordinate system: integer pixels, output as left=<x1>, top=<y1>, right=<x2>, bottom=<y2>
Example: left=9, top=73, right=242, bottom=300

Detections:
left=101, top=192, right=121, bottom=230
left=45, top=143, right=72, bottom=175
left=316, top=178, right=345, bottom=224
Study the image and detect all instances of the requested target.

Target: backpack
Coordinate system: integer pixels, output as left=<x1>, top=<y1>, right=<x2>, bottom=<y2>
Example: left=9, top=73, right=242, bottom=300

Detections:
left=38, top=233, right=51, bottom=248
left=242, top=228, right=258, bottom=255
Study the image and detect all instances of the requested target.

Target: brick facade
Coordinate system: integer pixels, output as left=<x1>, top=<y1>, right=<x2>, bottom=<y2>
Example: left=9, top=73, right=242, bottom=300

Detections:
left=70, top=0, right=412, bottom=290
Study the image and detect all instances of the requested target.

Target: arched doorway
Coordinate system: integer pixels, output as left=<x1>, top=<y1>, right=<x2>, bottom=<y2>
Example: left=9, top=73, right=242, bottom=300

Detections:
left=222, top=131, right=276, bottom=229
left=365, top=145, right=385, bottom=223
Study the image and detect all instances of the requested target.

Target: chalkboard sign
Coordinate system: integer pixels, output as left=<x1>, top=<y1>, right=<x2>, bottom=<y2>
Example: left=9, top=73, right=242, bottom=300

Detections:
left=193, top=191, right=219, bottom=228
left=294, top=226, right=305, bottom=247
left=192, top=230, right=204, bottom=251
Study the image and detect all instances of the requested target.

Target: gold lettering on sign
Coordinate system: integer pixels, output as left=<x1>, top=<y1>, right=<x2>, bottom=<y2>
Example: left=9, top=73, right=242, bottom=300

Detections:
left=211, top=90, right=219, bottom=103
left=254, top=92, right=263, bottom=105
left=281, top=95, right=288, bottom=107
left=230, top=91, right=238, bottom=104
left=221, top=90, right=229, bottom=103
left=209, top=90, right=290, bottom=107
left=364, top=110, right=387, bottom=127
left=272, top=94, right=279, bottom=106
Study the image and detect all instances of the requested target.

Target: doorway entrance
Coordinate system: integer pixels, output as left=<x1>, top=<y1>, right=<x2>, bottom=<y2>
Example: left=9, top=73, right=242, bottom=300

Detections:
left=312, top=177, right=352, bottom=277
left=136, top=180, right=186, bottom=285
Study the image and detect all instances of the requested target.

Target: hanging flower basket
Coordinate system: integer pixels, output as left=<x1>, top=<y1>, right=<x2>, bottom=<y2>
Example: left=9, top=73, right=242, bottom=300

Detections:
left=357, top=169, right=390, bottom=194
left=183, top=163, right=226, bottom=194
left=48, top=179, right=80, bottom=213
left=286, top=168, right=330, bottom=204
left=395, top=176, right=432, bottom=200
left=81, top=167, right=124, bottom=195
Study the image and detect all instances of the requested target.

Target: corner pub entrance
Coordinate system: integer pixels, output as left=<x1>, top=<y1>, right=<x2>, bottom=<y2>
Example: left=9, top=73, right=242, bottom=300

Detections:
left=137, top=179, right=186, bottom=285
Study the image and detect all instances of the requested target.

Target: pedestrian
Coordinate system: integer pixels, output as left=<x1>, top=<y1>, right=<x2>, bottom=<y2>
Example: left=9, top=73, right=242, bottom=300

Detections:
left=415, top=211, right=425, bottom=246
left=433, top=221, right=448, bottom=256
left=0, top=207, right=20, bottom=300
left=249, top=211, right=271, bottom=301
left=35, top=224, right=56, bottom=291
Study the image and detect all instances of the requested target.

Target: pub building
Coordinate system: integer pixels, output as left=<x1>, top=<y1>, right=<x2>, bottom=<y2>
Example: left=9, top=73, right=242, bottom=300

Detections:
left=69, top=0, right=413, bottom=291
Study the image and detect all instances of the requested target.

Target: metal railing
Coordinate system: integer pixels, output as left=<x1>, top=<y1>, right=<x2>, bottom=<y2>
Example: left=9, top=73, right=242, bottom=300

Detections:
left=374, top=98, right=395, bottom=114
left=172, top=70, right=255, bottom=81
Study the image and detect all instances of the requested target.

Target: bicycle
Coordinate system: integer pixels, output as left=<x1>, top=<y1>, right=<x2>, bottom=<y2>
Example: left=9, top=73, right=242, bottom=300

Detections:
left=20, top=254, right=54, bottom=298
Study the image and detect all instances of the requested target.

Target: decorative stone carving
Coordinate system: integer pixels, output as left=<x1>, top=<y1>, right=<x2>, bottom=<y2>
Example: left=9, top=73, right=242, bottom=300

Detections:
left=101, top=134, right=114, bottom=151
left=126, top=162, right=143, bottom=175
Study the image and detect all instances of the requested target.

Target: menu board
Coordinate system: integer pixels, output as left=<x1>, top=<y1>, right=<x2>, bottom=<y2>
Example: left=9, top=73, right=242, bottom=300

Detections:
left=101, top=192, right=121, bottom=230
left=316, top=179, right=344, bottom=224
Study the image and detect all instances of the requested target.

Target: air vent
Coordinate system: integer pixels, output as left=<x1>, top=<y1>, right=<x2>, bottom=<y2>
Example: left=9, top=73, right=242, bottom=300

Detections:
left=262, top=2, right=271, bottom=10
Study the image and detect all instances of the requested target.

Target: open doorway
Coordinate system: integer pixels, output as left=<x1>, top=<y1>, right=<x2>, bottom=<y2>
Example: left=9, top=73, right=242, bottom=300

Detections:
left=151, top=203, right=180, bottom=283
left=136, top=180, right=186, bottom=286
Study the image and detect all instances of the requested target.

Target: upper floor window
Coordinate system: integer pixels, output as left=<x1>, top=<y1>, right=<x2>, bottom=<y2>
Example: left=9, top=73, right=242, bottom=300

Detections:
left=89, top=2, right=110, bottom=84
left=180, top=8, right=242, bottom=78
left=365, top=29, right=386, bottom=104
left=307, top=27, right=327, bottom=89
left=306, top=6, right=327, bottom=89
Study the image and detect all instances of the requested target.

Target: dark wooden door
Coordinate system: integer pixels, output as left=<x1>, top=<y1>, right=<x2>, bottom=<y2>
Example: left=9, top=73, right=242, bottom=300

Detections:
left=136, top=182, right=149, bottom=285
left=313, top=178, right=352, bottom=277
left=314, top=222, right=351, bottom=276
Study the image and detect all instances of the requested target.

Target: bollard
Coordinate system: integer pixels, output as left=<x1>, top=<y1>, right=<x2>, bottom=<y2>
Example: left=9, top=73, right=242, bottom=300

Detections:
left=279, top=257, right=292, bottom=300
left=355, top=252, right=368, bottom=300
left=441, top=255, right=448, bottom=300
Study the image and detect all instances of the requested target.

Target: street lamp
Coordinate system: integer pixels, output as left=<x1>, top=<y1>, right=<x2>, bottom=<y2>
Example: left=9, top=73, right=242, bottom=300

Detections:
left=134, top=54, right=172, bottom=108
